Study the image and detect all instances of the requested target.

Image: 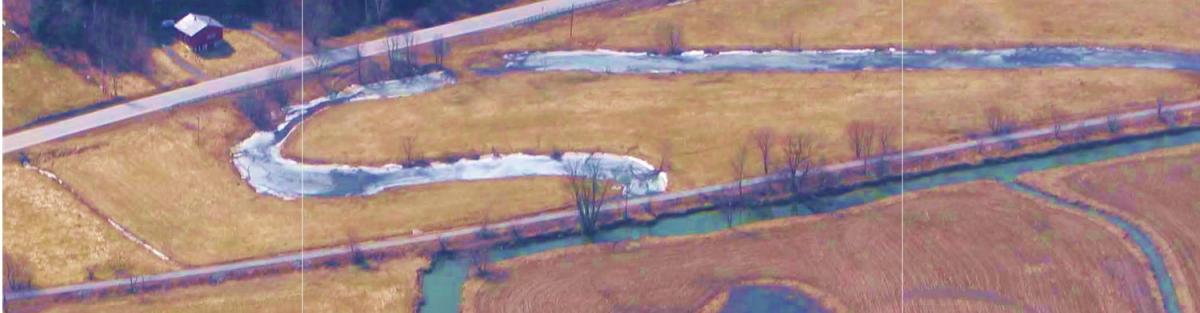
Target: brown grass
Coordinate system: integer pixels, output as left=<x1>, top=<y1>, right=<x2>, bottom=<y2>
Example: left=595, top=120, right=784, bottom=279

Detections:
left=461, top=181, right=1160, bottom=313
left=286, top=69, right=1200, bottom=190
left=14, top=257, right=429, bottom=313
left=2, top=42, right=191, bottom=131
left=2, top=161, right=174, bottom=287
left=169, top=30, right=282, bottom=77
left=1019, top=143, right=1200, bottom=313
left=2, top=46, right=107, bottom=129
left=436, top=0, right=1200, bottom=75
left=25, top=98, right=570, bottom=265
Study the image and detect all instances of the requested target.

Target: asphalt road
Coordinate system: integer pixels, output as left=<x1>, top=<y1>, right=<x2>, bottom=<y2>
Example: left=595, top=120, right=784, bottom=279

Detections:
left=1, top=0, right=613, bottom=154
left=7, top=100, right=1197, bottom=301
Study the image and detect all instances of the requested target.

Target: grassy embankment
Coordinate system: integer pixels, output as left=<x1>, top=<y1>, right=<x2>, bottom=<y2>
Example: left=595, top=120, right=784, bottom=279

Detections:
left=1019, top=143, right=1200, bottom=313
left=461, top=181, right=1162, bottom=312
left=2, top=161, right=174, bottom=287
left=9, top=257, right=429, bottom=313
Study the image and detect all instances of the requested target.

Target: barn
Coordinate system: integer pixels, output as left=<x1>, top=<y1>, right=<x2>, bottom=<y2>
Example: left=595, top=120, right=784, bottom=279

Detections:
left=174, top=13, right=224, bottom=51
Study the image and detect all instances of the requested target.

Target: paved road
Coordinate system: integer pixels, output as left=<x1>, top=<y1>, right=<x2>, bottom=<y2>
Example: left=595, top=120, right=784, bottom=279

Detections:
left=1, top=0, right=613, bottom=154
left=7, top=100, right=1197, bottom=301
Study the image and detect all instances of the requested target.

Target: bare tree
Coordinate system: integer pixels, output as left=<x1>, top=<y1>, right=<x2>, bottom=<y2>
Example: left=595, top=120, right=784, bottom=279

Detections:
left=310, top=49, right=336, bottom=95
left=1156, top=96, right=1178, bottom=127
left=565, top=154, right=617, bottom=238
left=1106, top=113, right=1122, bottom=134
left=779, top=132, right=817, bottom=197
left=303, top=0, right=335, bottom=49
left=656, top=140, right=673, bottom=174
left=984, top=105, right=1018, bottom=136
left=385, top=34, right=414, bottom=79
left=464, top=247, right=492, bottom=278
left=751, top=127, right=775, bottom=175
left=1046, top=103, right=1067, bottom=140
left=653, top=22, right=683, bottom=55
left=400, top=135, right=419, bottom=164
left=431, top=35, right=450, bottom=67
left=846, top=120, right=877, bottom=159
left=873, top=126, right=896, bottom=177
left=346, top=231, right=370, bottom=270
left=352, top=45, right=366, bottom=84
left=364, top=0, right=390, bottom=25
left=236, top=92, right=278, bottom=131
left=723, top=144, right=750, bottom=229
left=265, top=67, right=296, bottom=108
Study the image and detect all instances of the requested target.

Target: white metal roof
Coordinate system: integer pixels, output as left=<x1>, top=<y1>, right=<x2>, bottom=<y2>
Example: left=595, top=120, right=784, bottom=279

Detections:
left=173, top=13, right=223, bottom=37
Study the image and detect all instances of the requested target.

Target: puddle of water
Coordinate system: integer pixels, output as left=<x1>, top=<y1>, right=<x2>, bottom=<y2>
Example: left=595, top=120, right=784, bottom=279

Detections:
left=721, top=285, right=828, bottom=313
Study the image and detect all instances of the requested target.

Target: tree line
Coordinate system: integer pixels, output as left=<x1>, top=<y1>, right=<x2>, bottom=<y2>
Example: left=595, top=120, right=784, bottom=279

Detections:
left=21, top=0, right=511, bottom=74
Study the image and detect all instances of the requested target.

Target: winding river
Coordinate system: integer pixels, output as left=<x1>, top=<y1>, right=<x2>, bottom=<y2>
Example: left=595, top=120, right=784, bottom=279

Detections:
left=223, top=46, right=1200, bottom=313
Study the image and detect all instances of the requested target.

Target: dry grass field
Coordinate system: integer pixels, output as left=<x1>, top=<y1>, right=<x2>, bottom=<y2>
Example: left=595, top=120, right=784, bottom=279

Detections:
left=169, top=30, right=282, bottom=77
left=23, top=99, right=570, bottom=266
left=2, top=46, right=108, bottom=129
left=2, top=42, right=191, bottom=131
left=437, top=0, right=1200, bottom=74
left=1019, top=143, right=1200, bottom=312
left=14, top=257, right=429, bottom=313
left=462, top=181, right=1160, bottom=313
left=2, top=161, right=174, bottom=287
left=286, top=68, right=1200, bottom=190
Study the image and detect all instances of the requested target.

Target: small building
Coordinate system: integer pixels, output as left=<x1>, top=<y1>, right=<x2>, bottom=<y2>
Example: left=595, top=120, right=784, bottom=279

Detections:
left=173, top=13, right=224, bottom=51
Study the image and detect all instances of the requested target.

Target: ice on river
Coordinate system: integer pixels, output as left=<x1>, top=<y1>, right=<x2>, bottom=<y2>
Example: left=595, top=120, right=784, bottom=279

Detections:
left=233, top=72, right=667, bottom=199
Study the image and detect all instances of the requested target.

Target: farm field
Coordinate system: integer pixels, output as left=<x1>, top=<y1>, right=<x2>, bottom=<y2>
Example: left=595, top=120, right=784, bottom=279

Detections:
left=286, top=68, right=1200, bottom=190
left=461, top=181, right=1160, bottom=312
left=1019, top=143, right=1200, bottom=312
left=2, top=161, right=174, bottom=287
left=22, top=98, right=570, bottom=267
left=11, top=257, right=430, bottom=313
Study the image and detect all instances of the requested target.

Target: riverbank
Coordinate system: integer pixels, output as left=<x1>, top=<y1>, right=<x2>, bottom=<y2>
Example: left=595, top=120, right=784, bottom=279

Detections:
left=460, top=181, right=1158, bottom=312
left=7, top=101, right=1198, bottom=306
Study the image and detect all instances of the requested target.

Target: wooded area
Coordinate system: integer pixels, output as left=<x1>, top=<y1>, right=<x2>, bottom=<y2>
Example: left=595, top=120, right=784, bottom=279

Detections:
left=11, top=0, right=513, bottom=76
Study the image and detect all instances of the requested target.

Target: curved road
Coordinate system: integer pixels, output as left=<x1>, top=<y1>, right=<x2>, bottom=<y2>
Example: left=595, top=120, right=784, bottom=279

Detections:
left=7, top=100, right=1197, bottom=301
left=1, top=0, right=613, bottom=154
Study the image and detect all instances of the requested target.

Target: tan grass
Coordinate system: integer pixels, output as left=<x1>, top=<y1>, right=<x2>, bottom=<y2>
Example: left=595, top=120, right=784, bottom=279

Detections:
left=20, top=257, right=429, bottom=313
left=26, top=99, right=569, bottom=265
left=1019, top=143, right=1200, bottom=313
left=170, top=30, right=282, bottom=77
left=461, top=181, right=1160, bottom=312
left=2, top=46, right=107, bottom=129
left=2, top=161, right=174, bottom=287
left=286, top=69, right=1200, bottom=190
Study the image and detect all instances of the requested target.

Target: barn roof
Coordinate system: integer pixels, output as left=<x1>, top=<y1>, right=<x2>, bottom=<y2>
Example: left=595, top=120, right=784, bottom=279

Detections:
left=173, top=13, right=224, bottom=37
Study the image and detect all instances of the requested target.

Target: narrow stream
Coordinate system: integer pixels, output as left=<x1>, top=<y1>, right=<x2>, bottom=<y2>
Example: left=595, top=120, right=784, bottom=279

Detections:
left=419, top=129, right=1200, bottom=313
left=1006, top=182, right=1180, bottom=313
left=220, top=46, right=1200, bottom=312
left=237, top=47, right=1200, bottom=200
